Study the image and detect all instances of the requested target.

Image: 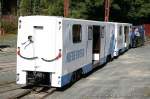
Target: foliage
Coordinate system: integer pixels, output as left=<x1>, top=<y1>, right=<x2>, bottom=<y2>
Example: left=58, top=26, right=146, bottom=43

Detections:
left=17, top=0, right=150, bottom=24
left=1, top=0, right=149, bottom=34
left=1, top=19, right=17, bottom=34
left=0, top=1, right=2, bottom=16
left=47, top=0, right=64, bottom=16
left=111, top=0, right=150, bottom=24
left=32, top=0, right=40, bottom=15
left=19, top=0, right=32, bottom=15
left=39, top=0, right=50, bottom=15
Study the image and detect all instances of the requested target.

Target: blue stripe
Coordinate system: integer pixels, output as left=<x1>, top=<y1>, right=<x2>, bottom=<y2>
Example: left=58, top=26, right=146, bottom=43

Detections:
left=82, top=63, right=93, bottom=74
left=120, top=47, right=126, bottom=53
left=100, top=57, right=106, bottom=65
left=61, top=72, right=72, bottom=87
left=61, top=63, right=93, bottom=86
left=109, top=33, right=115, bottom=55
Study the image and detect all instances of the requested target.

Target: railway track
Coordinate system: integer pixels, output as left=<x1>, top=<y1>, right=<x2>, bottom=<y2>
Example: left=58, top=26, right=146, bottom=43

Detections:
left=0, top=63, right=16, bottom=67
left=0, top=66, right=56, bottom=99
left=9, top=86, right=56, bottom=99
left=0, top=62, right=16, bottom=72
left=35, top=87, right=56, bottom=99
left=0, top=82, right=20, bottom=94
left=0, top=81, right=15, bottom=86
left=0, top=67, right=16, bottom=73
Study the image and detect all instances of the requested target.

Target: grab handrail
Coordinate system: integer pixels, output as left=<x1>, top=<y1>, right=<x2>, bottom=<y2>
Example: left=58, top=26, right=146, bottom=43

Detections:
left=41, top=49, right=62, bottom=62
left=17, top=47, right=38, bottom=60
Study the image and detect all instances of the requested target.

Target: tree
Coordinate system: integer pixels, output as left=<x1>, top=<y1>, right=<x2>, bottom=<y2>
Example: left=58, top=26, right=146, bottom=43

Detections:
left=47, top=0, right=64, bottom=16
left=69, top=0, right=104, bottom=20
left=0, top=0, right=2, bottom=16
left=127, top=0, right=150, bottom=24
left=19, top=0, right=32, bottom=16
left=111, top=0, right=150, bottom=24
left=39, top=0, right=50, bottom=15
left=32, top=0, right=40, bottom=15
left=70, top=0, right=88, bottom=19
left=84, top=0, right=104, bottom=21
left=17, top=0, right=150, bottom=24
left=0, top=0, right=2, bottom=28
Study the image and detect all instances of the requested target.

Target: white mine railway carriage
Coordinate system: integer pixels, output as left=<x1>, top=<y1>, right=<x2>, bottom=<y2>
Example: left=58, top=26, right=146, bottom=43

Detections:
left=16, top=16, right=132, bottom=87
left=113, top=22, right=132, bottom=57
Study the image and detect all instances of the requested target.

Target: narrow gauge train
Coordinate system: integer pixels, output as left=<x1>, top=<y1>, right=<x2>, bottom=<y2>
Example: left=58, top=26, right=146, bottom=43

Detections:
left=16, top=16, right=132, bottom=87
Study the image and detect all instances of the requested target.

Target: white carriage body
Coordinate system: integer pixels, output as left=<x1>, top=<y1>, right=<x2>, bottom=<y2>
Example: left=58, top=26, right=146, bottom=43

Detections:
left=104, top=22, right=115, bottom=59
left=17, top=16, right=63, bottom=87
left=17, top=16, right=111, bottom=87
left=113, top=23, right=132, bottom=56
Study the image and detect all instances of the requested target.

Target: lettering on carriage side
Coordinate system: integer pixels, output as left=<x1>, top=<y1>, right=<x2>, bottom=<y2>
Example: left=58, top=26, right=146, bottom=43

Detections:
left=66, top=49, right=84, bottom=63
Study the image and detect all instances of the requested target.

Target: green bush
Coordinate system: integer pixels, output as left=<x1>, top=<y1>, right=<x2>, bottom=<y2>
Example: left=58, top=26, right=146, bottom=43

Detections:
left=1, top=19, right=18, bottom=34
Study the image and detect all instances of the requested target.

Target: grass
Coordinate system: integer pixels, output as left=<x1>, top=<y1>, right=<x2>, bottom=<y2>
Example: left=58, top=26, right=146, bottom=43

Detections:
left=0, top=34, right=17, bottom=48
left=1, top=16, right=18, bottom=34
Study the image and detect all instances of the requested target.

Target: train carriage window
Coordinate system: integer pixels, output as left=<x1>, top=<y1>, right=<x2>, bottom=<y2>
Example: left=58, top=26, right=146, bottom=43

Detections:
left=72, top=24, right=82, bottom=43
left=119, top=26, right=122, bottom=36
left=100, top=26, right=105, bottom=38
left=124, top=26, right=129, bottom=42
left=88, top=26, right=93, bottom=40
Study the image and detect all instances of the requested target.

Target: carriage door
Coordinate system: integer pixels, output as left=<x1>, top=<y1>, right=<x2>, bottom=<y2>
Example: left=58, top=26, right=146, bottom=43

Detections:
left=100, top=26, right=106, bottom=63
left=124, top=26, right=129, bottom=47
left=92, top=25, right=101, bottom=61
left=33, top=24, right=56, bottom=72
left=33, top=26, right=46, bottom=68
left=86, top=26, right=93, bottom=64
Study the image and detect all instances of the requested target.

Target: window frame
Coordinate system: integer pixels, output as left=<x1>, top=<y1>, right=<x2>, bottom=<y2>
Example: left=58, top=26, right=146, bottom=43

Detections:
left=72, top=24, right=82, bottom=43
left=88, top=26, right=93, bottom=40
left=119, top=26, right=122, bottom=36
left=124, top=26, right=129, bottom=42
left=100, top=26, right=105, bottom=38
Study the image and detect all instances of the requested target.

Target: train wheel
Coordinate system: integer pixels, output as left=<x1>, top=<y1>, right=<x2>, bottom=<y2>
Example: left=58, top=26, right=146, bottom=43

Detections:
left=71, top=72, right=76, bottom=83
left=76, top=69, right=82, bottom=80
left=106, top=55, right=111, bottom=62
left=110, top=55, right=113, bottom=61
left=71, top=69, right=83, bottom=83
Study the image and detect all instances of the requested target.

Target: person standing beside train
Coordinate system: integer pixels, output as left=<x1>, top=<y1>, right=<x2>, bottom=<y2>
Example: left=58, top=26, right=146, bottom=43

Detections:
left=134, top=27, right=141, bottom=47
left=131, top=28, right=136, bottom=48
left=138, top=26, right=145, bottom=46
